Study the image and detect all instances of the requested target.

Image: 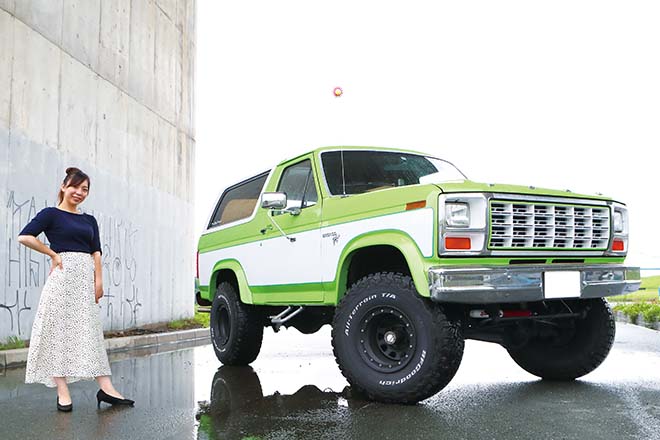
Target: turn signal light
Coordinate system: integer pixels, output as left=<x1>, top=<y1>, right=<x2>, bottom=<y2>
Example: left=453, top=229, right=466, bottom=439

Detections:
left=612, top=239, right=625, bottom=251
left=445, top=237, right=471, bottom=250
left=406, top=201, right=426, bottom=210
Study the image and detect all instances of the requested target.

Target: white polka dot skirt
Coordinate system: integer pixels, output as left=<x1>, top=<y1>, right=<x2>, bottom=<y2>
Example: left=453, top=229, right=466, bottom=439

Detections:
left=25, top=252, right=111, bottom=387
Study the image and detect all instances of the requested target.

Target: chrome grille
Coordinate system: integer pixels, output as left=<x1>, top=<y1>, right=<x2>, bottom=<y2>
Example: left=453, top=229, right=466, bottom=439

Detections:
left=489, top=200, right=610, bottom=250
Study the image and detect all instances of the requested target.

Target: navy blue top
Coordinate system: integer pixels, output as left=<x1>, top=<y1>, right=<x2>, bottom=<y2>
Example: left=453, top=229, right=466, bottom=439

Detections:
left=20, top=207, right=102, bottom=255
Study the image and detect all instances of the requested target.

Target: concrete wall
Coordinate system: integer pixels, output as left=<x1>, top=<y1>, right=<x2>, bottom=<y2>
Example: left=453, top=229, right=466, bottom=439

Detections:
left=0, top=0, right=196, bottom=339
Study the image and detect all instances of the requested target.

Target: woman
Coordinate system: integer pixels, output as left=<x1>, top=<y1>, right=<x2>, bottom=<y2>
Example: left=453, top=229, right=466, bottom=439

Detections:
left=18, top=167, right=134, bottom=412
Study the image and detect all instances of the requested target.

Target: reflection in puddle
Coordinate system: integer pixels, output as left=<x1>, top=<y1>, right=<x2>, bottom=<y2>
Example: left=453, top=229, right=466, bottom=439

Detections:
left=0, top=345, right=198, bottom=440
left=195, top=364, right=660, bottom=440
left=196, top=366, right=369, bottom=440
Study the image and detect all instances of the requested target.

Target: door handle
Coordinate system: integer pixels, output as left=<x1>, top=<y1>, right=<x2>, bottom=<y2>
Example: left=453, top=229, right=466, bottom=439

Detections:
left=260, top=225, right=273, bottom=234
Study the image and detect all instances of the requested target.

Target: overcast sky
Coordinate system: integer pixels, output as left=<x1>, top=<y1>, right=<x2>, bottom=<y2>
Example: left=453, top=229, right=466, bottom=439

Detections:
left=196, top=1, right=660, bottom=268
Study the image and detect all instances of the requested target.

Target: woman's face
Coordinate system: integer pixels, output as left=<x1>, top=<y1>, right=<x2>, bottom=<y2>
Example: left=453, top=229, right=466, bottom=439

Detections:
left=61, top=180, right=89, bottom=206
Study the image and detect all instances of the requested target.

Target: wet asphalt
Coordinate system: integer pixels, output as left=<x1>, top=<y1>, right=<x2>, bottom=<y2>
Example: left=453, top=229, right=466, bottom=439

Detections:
left=1, top=322, right=659, bottom=440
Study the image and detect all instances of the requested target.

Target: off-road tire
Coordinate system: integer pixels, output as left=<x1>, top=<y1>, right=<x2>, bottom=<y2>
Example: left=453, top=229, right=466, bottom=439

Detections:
left=507, top=298, right=615, bottom=380
left=210, top=366, right=264, bottom=413
left=210, top=282, right=263, bottom=365
left=331, top=272, right=464, bottom=404
left=202, top=366, right=264, bottom=438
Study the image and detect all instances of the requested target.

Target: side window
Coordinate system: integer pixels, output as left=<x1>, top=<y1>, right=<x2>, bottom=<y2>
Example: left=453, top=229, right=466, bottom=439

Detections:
left=208, top=172, right=269, bottom=228
left=277, top=160, right=318, bottom=210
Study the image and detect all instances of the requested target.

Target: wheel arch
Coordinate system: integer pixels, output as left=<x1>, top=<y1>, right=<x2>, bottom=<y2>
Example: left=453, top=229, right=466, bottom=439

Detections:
left=331, top=230, right=430, bottom=303
left=209, top=259, right=255, bottom=304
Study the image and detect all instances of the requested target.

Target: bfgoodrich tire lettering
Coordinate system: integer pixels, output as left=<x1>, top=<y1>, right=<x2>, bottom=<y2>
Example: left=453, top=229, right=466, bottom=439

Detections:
left=331, top=272, right=464, bottom=404
left=210, top=282, right=263, bottom=365
left=507, top=298, right=615, bottom=380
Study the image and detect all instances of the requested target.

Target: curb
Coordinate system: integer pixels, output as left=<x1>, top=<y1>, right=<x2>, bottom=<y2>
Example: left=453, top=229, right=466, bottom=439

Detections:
left=613, top=310, right=660, bottom=331
left=0, top=327, right=210, bottom=370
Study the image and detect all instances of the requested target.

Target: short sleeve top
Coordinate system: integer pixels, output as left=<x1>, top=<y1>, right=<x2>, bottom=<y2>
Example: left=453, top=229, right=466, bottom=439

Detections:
left=19, top=207, right=102, bottom=255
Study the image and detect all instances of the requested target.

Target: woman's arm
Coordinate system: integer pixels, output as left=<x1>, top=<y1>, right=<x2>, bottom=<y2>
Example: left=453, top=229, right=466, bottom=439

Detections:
left=17, top=235, right=62, bottom=273
left=93, top=251, right=103, bottom=303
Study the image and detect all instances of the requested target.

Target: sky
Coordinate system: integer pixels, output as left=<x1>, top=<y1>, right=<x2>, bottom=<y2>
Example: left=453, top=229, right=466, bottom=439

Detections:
left=195, top=1, right=660, bottom=269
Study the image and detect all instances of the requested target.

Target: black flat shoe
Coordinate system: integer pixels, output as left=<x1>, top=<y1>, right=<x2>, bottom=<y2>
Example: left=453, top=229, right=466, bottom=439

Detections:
left=96, top=389, right=135, bottom=408
left=57, top=397, right=72, bottom=412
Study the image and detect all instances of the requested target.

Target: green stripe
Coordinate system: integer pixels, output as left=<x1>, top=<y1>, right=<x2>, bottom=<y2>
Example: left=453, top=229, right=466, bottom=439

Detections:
left=250, top=282, right=324, bottom=294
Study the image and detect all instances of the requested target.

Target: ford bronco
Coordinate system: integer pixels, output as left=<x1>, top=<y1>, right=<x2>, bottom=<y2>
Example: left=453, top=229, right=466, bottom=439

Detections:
left=196, top=146, right=640, bottom=403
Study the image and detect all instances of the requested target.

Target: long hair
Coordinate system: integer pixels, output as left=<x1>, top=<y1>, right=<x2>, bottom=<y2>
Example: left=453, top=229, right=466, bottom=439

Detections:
left=57, top=167, right=90, bottom=204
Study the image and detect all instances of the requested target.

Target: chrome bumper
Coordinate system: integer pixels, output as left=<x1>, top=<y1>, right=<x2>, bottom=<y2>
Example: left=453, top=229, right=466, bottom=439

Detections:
left=428, top=265, right=641, bottom=304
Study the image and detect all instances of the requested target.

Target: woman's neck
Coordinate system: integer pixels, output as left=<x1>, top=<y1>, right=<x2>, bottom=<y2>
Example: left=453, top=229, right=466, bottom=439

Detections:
left=58, top=202, right=79, bottom=213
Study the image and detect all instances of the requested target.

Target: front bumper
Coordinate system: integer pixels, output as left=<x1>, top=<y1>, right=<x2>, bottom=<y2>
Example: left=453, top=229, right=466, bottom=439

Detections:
left=428, top=264, right=641, bottom=304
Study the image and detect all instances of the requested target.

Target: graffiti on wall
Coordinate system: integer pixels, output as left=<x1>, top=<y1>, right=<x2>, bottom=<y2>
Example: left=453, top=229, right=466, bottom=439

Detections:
left=2, top=192, right=46, bottom=336
left=96, top=213, right=142, bottom=328
left=2, top=191, right=143, bottom=337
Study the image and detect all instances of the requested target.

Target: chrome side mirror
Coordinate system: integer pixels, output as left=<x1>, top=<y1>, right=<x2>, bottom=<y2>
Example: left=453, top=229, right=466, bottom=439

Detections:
left=261, top=192, right=287, bottom=210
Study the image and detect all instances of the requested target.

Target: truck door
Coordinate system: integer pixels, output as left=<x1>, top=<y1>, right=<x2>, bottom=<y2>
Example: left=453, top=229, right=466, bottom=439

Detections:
left=256, top=158, right=324, bottom=302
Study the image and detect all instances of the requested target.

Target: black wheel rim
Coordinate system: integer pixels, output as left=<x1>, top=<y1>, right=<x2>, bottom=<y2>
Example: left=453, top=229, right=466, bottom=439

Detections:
left=358, top=305, right=416, bottom=373
left=214, top=304, right=231, bottom=347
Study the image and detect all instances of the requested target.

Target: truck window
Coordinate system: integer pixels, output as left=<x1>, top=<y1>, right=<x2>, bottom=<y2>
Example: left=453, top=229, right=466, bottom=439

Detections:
left=277, top=160, right=318, bottom=210
left=321, top=150, right=466, bottom=195
left=208, top=172, right=269, bottom=228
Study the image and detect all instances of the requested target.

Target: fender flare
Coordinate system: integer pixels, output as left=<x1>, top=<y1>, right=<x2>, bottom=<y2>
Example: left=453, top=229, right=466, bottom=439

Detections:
left=209, top=259, right=254, bottom=304
left=331, top=229, right=430, bottom=302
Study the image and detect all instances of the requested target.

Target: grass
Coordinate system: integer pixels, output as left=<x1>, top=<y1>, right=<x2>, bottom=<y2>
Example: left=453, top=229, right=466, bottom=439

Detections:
left=609, top=275, right=660, bottom=303
left=167, top=307, right=210, bottom=330
left=0, top=336, right=26, bottom=351
left=641, top=275, right=660, bottom=289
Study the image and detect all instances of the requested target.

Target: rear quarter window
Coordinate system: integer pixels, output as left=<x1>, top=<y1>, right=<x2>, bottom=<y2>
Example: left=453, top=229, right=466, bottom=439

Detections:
left=208, top=172, right=269, bottom=228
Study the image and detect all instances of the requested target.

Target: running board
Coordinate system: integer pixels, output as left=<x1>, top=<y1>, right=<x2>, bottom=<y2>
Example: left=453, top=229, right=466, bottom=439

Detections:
left=197, top=306, right=211, bottom=314
left=269, top=306, right=305, bottom=332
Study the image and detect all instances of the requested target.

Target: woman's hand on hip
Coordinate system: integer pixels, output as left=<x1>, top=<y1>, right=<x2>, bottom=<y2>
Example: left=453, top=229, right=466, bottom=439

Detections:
left=50, top=254, right=63, bottom=275
left=95, top=282, right=104, bottom=304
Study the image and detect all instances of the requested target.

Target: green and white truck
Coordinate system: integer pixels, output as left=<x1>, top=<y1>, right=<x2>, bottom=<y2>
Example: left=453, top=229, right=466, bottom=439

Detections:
left=196, top=146, right=640, bottom=404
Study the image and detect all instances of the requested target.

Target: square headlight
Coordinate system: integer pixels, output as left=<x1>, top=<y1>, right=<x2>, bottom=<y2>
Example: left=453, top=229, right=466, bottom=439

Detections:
left=612, top=205, right=628, bottom=234
left=446, top=202, right=470, bottom=227
left=613, top=211, right=624, bottom=233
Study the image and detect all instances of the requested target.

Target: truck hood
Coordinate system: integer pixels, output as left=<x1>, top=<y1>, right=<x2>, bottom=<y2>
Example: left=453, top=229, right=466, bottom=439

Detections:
left=435, top=180, right=614, bottom=202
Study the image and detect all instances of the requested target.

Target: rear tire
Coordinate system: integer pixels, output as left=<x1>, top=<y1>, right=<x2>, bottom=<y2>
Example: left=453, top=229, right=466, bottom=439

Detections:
left=210, top=282, right=263, bottom=365
left=331, top=272, right=464, bottom=404
left=210, top=366, right=264, bottom=413
left=507, top=298, right=615, bottom=380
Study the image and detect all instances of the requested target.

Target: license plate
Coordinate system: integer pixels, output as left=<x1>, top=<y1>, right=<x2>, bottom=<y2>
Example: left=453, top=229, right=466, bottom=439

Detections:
left=544, top=271, right=581, bottom=299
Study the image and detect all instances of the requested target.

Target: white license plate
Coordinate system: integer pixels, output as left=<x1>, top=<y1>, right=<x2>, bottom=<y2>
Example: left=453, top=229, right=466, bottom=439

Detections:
left=544, top=271, right=581, bottom=299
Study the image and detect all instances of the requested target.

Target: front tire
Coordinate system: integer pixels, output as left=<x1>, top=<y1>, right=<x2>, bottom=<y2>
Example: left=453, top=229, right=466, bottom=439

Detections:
left=210, top=282, right=263, bottom=365
left=507, top=298, right=615, bottom=380
left=331, top=272, right=464, bottom=404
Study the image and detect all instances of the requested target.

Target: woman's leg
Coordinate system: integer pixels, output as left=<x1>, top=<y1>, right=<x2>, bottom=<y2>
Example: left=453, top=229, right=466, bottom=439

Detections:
left=53, top=377, right=71, bottom=405
left=96, top=375, right=124, bottom=399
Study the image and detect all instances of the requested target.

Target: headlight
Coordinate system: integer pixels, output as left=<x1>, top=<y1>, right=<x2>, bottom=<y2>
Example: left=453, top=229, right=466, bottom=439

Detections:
left=446, top=203, right=470, bottom=227
left=613, top=211, right=623, bottom=233
left=439, top=194, right=487, bottom=255
left=612, top=205, right=628, bottom=234
left=607, top=203, right=629, bottom=256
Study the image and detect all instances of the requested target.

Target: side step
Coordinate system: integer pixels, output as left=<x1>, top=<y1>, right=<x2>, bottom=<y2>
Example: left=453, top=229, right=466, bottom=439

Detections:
left=269, top=306, right=305, bottom=332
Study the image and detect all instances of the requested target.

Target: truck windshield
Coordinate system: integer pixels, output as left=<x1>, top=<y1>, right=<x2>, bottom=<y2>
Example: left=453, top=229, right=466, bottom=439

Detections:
left=321, top=150, right=466, bottom=195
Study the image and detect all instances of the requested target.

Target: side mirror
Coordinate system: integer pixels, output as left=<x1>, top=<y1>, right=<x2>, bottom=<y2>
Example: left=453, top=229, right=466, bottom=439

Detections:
left=261, top=192, right=287, bottom=210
